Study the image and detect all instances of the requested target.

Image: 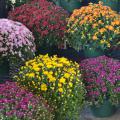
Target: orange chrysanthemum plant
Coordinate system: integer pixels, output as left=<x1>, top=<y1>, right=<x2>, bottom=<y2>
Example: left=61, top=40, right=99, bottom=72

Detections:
left=67, top=1, right=120, bottom=51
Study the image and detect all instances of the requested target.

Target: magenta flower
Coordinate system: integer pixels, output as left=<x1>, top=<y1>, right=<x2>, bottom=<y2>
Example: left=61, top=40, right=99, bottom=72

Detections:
left=81, top=56, right=120, bottom=105
left=0, top=81, right=51, bottom=119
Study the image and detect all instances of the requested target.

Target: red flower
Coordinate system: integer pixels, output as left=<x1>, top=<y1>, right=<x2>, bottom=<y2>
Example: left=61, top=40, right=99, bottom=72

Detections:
left=8, top=0, right=69, bottom=48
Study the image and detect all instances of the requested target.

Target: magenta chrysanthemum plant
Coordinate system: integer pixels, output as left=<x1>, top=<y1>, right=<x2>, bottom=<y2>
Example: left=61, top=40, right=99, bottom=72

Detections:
left=81, top=56, right=120, bottom=105
left=0, top=81, right=53, bottom=120
left=0, top=19, right=36, bottom=61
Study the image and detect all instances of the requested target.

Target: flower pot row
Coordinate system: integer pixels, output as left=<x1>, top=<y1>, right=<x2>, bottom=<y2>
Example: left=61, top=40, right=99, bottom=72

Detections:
left=1, top=54, right=119, bottom=119
left=52, top=0, right=120, bottom=13
left=0, top=1, right=120, bottom=119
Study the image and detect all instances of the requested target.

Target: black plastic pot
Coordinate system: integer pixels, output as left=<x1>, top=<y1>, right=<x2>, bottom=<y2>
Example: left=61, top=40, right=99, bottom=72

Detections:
left=0, top=58, right=9, bottom=83
left=91, top=100, right=117, bottom=117
left=105, top=50, right=120, bottom=60
left=60, top=0, right=82, bottom=13
left=54, top=47, right=84, bottom=62
left=36, top=46, right=84, bottom=62
left=83, top=48, right=105, bottom=59
left=101, top=0, right=120, bottom=12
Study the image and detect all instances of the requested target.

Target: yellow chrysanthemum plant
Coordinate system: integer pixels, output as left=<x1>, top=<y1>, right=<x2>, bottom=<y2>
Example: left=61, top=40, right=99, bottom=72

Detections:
left=67, top=1, right=120, bottom=52
left=14, top=54, right=85, bottom=120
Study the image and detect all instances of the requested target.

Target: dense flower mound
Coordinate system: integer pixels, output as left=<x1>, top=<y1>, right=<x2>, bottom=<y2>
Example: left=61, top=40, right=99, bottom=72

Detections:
left=0, top=81, right=53, bottom=120
left=67, top=2, right=120, bottom=51
left=81, top=56, right=120, bottom=105
left=8, top=0, right=69, bottom=48
left=15, top=54, right=85, bottom=120
left=0, top=19, right=35, bottom=60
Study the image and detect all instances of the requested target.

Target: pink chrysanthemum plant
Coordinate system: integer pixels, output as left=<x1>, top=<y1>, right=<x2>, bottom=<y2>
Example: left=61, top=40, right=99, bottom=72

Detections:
left=0, top=19, right=36, bottom=77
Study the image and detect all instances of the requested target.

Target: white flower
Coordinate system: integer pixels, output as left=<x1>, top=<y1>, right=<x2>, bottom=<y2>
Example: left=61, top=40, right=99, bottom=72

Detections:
left=9, top=0, right=16, bottom=4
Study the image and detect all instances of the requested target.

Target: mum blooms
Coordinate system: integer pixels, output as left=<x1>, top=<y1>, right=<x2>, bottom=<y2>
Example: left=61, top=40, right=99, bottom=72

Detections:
left=0, top=19, right=35, bottom=60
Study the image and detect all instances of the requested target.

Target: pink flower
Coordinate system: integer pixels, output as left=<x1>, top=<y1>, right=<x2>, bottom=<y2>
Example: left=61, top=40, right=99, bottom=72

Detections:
left=0, top=19, right=36, bottom=60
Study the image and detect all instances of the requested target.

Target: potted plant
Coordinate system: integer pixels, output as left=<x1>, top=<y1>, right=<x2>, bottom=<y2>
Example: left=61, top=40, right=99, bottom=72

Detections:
left=66, top=2, right=120, bottom=58
left=8, top=0, right=32, bottom=7
left=48, top=0, right=83, bottom=13
left=15, top=54, right=85, bottom=120
left=8, top=0, right=69, bottom=54
left=0, top=81, right=54, bottom=119
left=101, top=0, right=120, bottom=12
left=81, top=56, right=120, bottom=117
left=0, top=19, right=35, bottom=80
left=60, top=0, right=83, bottom=13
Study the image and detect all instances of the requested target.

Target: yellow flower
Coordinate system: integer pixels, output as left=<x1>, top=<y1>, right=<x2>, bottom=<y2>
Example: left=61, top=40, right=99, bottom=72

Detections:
left=51, top=87, right=55, bottom=90
left=41, top=83, right=47, bottom=91
left=43, top=71, right=49, bottom=75
left=32, top=81, right=35, bottom=85
left=57, top=64, right=63, bottom=67
left=58, top=88, right=63, bottom=93
left=64, top=73, right=70, bottom=78
left=69, top=82, right=73, bottom=87
left=58, top=83, right=62, bottom=87
left=38, top=63, right=44, bottom=66
left=49, top=76, right=56, bottom=82
left=25, top=61, right=29, bottom=66
left=67, top=68, right=76, bottom=74
left=26, top=73, right=35, bottom=78
left=59, top=77, right=66, bottom=84
left=46, top=64, right=52, bottom=68
left=106, top=42, right=111, bottom=47
left=59, top=58, right=70, bottom=65
left=100, top=40, right=106, bottom=44
left=49, top=71, right=53, bottom=75
left=33, top=66, right=40, bottom=71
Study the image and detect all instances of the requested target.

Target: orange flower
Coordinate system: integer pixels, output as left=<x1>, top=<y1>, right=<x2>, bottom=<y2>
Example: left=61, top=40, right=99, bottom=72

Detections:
left=114, top=30, right=119, bottom=34
left=107, top=25, right=114, bottom=31
left=111, top=22, right=116, bottom=26
left=114, top=20, right=120, bottom=25
left=98, top=20, right=103, bottom=24
left=92, top=35, right=98, bottom=40
left=99, top=28, right=106, bottom=33
left=92, top=23, right=98, bottom=28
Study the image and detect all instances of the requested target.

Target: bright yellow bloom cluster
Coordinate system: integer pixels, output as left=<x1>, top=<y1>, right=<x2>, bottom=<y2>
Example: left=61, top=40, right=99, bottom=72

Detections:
left=16, top=54, right=80, bottom=93
left=15, top=55, right=84, bottom=112
left=67, top=1, right=120, bottom=51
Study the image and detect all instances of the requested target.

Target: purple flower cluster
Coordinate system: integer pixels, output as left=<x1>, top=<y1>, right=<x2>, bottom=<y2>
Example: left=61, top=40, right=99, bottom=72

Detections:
left=0, top=19, right=36, bottom=60
left=0, top=81, right=48, bottom=119
left=81, top=56, right=120, bottom=104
